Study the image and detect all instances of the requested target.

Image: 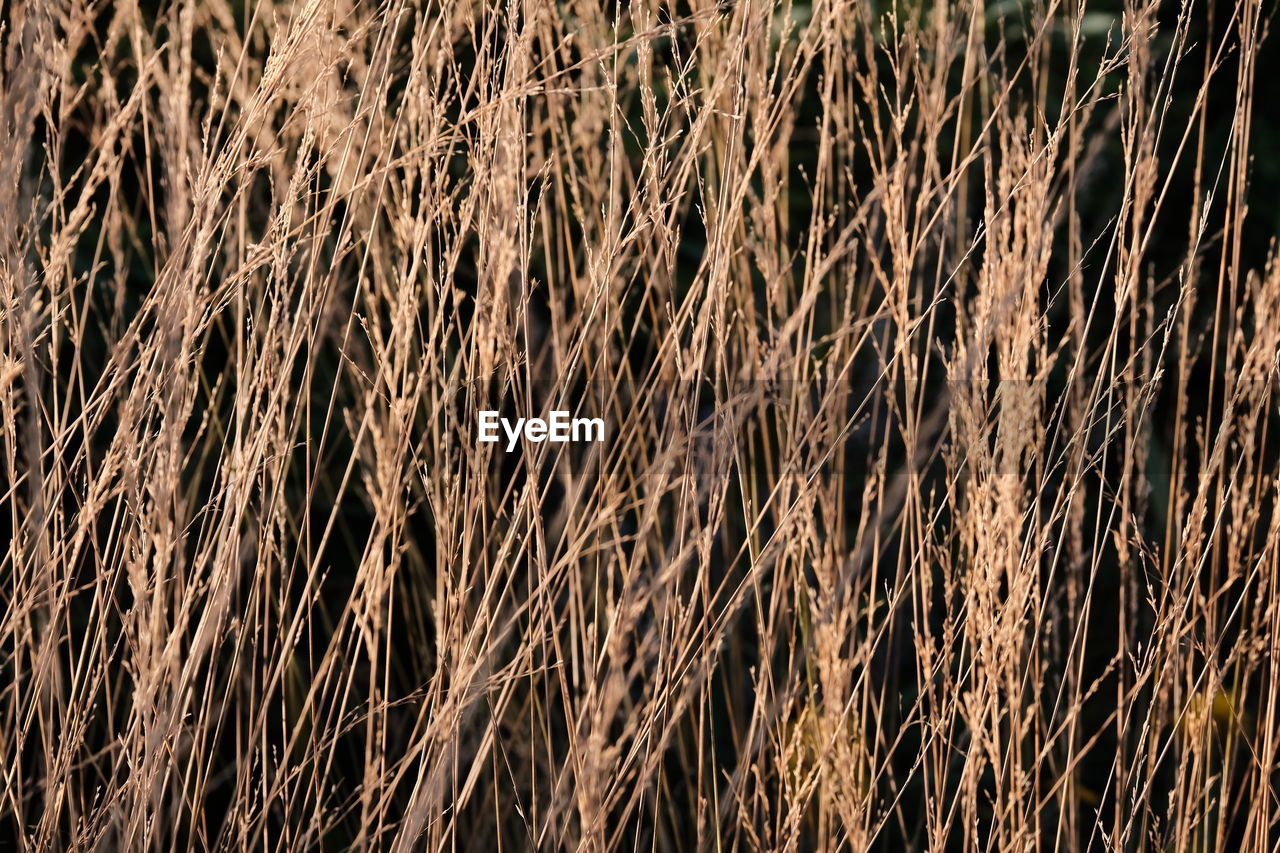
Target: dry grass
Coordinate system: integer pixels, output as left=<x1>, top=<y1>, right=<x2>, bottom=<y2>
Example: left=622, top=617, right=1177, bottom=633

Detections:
left=0, top=0, right=1277, bottom=848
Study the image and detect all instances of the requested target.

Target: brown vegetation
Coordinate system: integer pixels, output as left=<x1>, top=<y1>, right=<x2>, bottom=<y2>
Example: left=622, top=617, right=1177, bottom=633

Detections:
left=0, top=0, right=1277, bottom=848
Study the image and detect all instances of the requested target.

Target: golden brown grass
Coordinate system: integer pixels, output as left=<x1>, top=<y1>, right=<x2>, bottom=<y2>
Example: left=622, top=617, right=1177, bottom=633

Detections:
left=0, top=0, right=1277, bottom=848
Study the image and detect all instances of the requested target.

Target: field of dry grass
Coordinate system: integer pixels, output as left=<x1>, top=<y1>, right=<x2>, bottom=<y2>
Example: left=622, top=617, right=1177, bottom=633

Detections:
left=1, top=0, right=1278, bottom=848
